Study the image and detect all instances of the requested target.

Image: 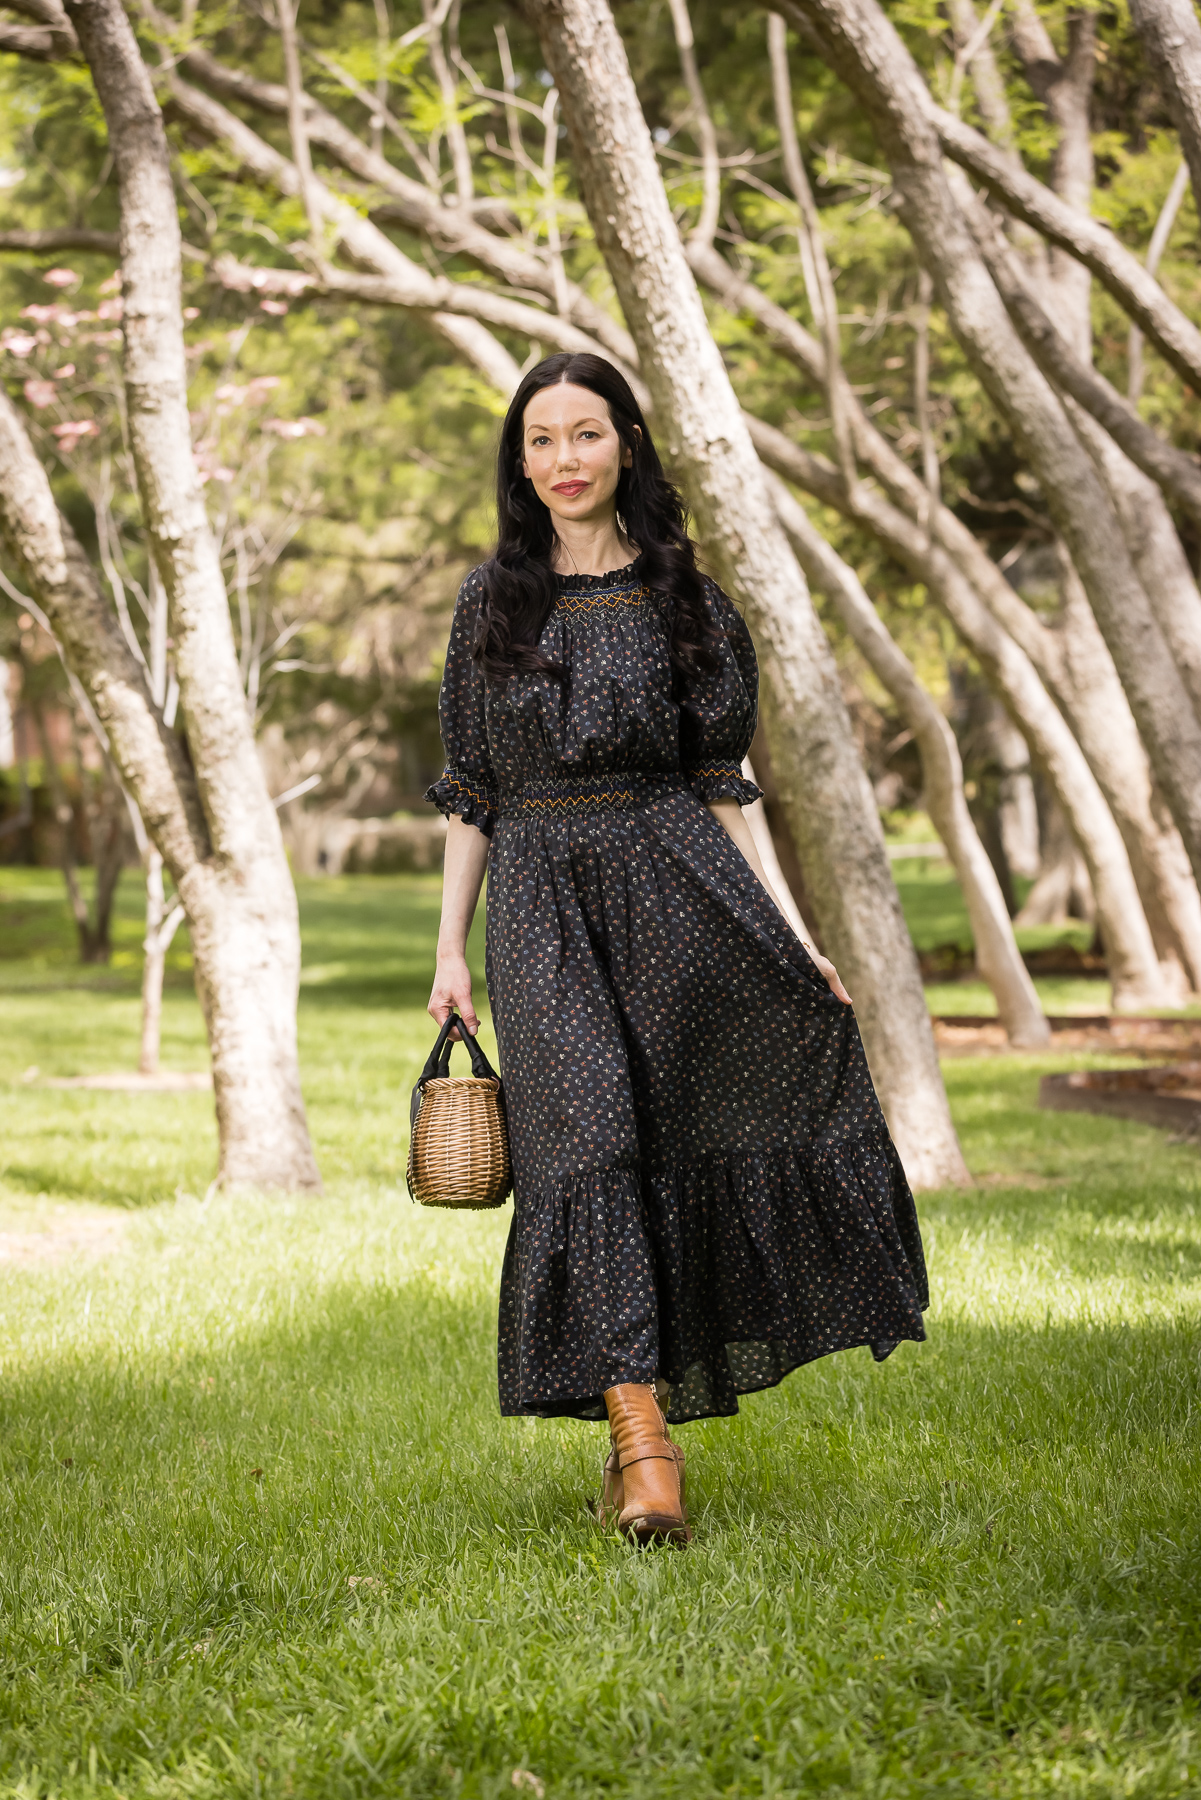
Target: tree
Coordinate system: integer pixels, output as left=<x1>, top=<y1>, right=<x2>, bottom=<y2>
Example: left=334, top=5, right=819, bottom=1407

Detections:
left=775, top=0, right=1201, bottom=902
left=6, top=0, right=1201, bottom=1086
left=0, top=0, right=321, bottom=1190
left=515, top=0, right=969, bottom=1190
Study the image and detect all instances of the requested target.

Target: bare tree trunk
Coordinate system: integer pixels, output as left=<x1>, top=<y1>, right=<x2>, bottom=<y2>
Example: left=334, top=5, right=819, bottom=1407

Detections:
left=751, top=418, right=1169, bottom=1008
left=1068, top=405, right=1201, bottom=730
left=975, top=0, right=1201, bottom=996
left=992, top=713, right=1040, bottom=883
left=139, top=845, right=186, bottom=1074
left=521, top=0, right=969, bottom=1189
left=31, top=693, right=97, bottom=960
left=776, top=0, right=1201, bottom=902
left=684, top=194, right=1201, bottom=990
left=63, top=0, right=320, bottom=1190
left=1014, top=798, right=1093, bottom=928
left=1008, top=0, right=1095, bottom=357
left=1129, top=162, right=1188, bottom=404
left=932, top=106, right=1201, bottom=395
left=87, top=752, right=128, bottom=961
left=768, top=475, right=1049, bottom=1045
left=1128, top=0, right=1201, bottom=216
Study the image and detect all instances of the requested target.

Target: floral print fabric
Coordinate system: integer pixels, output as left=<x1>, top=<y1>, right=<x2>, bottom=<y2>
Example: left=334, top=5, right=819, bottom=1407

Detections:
left=427, top=559, right=927, bottom=1423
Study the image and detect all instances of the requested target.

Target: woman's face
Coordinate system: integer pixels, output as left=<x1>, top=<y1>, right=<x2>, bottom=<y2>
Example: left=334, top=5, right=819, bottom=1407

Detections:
left=521, top=381, right=633, bottom=529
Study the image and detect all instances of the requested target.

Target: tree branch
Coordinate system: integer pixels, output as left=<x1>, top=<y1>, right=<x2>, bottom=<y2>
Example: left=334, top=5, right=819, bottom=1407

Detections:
left=1129, top=0, right=1201, bottom=218
left=0, top=387, right=207, bottom=877
left=141, top=11, right=639, bottom=364
left=767, top=10, right=856, bottom=492
left=966, top=187, right=1201, bottom=533
left=1129, top=159, right=1189, bottom=403
left=0, top=226, right=119, bottom=252
left=667, top=0, right=721, bottom=250
left=764, top=467, right=1048, bottom=1045
left=935, top=106, right=1201, bottom=393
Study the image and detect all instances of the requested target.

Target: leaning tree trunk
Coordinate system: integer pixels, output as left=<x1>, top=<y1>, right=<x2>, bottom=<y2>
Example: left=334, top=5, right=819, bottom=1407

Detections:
left=520, top=0, right=968, bottom=1188
left=687, top=194, right=1201, bottom=992
left=139, top=846, right=186, bottom=1075
left=984, top=17, right=1201, bottom=997
left=751, top=420, right=1169, bottom=1009
left=63, top=0, right=320, bottom=1189
left=776, top=0, right=1201, bottom=900
left=1128, top=0, right=1201, bottom=218
left=31, top=694, right=102, bottom=962
left=768, top=474, right=1049, bottom=1046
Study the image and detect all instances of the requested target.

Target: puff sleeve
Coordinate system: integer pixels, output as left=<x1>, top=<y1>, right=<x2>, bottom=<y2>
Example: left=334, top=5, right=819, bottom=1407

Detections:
left=677, top=579, right=764, bottom=806
left=424, top=572, right=499, bottom=837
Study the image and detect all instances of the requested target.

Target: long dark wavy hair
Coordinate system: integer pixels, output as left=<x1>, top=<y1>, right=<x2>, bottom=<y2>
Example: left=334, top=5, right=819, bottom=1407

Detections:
left=475, top=353, right=723, bottom=685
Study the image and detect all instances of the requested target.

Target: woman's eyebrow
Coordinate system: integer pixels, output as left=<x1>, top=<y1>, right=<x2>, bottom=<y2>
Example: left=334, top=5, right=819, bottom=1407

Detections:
left=524, top=415, right=608, bottom=434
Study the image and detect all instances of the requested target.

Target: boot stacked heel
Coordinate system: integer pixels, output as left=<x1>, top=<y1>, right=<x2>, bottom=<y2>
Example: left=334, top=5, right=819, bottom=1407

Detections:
left=598, top=1383, right=690, bottom=1545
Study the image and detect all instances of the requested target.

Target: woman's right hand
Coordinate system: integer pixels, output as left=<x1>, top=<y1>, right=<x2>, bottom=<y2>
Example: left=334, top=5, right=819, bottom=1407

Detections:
left=428, top=952, right=479, bottom=1037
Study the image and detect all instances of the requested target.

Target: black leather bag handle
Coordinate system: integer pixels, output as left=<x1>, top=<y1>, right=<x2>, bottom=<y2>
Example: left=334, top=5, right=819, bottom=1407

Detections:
left=418, top=1013, right=499, bottom=1085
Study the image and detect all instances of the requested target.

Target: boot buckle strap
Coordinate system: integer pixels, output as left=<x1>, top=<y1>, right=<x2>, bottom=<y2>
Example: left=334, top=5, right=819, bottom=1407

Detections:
left=616, top=1441, right=678, bottom=1471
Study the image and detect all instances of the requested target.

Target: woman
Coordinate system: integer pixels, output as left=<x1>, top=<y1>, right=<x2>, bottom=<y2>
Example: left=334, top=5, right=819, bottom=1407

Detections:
left=426, top=353, right=927, bottom=1546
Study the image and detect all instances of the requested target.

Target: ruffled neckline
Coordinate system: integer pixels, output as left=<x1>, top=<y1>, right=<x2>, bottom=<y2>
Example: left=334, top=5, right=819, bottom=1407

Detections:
left=553, top=555, right=644, bottom=591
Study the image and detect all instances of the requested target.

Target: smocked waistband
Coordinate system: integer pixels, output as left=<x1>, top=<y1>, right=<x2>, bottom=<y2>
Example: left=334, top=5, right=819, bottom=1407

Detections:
left=499, top=771, right=687, bottom=818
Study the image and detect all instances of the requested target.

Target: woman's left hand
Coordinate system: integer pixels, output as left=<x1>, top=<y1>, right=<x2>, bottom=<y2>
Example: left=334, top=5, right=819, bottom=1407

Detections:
left=807, top=947, right=851, bottom=1005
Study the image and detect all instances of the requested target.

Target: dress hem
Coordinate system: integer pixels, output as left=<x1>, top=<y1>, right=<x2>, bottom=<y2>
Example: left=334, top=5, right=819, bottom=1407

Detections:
left=497, top=1124, right=928, bottom=1424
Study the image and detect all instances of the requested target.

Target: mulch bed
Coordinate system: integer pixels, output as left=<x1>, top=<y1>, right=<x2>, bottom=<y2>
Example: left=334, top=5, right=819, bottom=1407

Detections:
left=932, top=1014, right=1201, bottom=1056
left=1039, top=1063, right=1201, bottom=1139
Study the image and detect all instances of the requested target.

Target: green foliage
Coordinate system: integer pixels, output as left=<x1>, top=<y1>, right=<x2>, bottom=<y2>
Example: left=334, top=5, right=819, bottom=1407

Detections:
left=0, top=872, right=1199, bottom=1797
left=3, top=0, right=1200, bottom=828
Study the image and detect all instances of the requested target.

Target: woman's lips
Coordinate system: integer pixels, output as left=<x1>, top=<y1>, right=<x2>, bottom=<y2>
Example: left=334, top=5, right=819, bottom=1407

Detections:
left=552, top=480, right=587, bottom=495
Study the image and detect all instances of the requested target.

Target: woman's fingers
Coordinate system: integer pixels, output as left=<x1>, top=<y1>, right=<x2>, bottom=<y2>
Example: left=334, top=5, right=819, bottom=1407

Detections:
left=814, top=952, right=852, bottom=1005
left=427, top=965, right=480, bottom=1034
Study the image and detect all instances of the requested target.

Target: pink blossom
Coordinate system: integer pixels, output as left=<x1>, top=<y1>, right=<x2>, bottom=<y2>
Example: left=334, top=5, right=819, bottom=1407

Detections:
left=98, top=272, right=121, bottom=295
left=215, top=376, right=281, bottom=408
left=53, top=363, right=75, bottom=379
left=23, top=379, right=57, bottom=408
left=1, top=329, right=38, bottom=358
left=197, top=466, right=236, bottom=485
left=96, top=298, right=123, bottom=321
left=259, top=299, right=289, bottom=315
left=183, top=307, right=201, bottom=320
left=263, top=416, right=326, bottom=439
left=21, top=303, right=64, bottom=324
left=52, top=419, right=100, bottom=451
left=44, top=267, right=78, bottom=288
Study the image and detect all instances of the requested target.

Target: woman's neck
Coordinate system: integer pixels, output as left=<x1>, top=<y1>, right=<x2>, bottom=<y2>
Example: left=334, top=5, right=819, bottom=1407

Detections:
left=550, top=514, right=634, bottom=577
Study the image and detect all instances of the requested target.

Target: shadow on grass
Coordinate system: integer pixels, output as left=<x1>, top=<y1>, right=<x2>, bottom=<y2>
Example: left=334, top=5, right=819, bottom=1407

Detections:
left=1, top=1245, right=1198, bottom=1796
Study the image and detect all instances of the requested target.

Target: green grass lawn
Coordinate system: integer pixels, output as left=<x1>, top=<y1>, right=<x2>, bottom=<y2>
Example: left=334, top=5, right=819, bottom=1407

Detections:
left=0, top=868, right=1199, bottom=1797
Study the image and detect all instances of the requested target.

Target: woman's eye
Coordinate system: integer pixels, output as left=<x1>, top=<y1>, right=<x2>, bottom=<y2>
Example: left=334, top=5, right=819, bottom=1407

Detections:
left=531, top=436, right=550, bottom=446
left=579, top=431, right=599, bottom=440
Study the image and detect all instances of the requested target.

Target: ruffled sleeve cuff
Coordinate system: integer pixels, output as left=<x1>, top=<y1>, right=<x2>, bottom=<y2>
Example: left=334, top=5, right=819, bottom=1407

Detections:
left=685, top=759, right=764, bottom=807
left=425, top=764, right=498, bottom=838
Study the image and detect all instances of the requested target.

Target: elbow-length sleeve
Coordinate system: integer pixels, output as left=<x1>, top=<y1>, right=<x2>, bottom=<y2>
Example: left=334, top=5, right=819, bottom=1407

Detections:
left=424, top=571, right=499, bottom=837
left=677, top=579, right=764, bottom=807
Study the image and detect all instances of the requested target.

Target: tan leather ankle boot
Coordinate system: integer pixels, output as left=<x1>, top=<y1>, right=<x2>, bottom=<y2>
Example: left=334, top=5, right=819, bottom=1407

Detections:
left=602, top=1383, right=689, bottom=1544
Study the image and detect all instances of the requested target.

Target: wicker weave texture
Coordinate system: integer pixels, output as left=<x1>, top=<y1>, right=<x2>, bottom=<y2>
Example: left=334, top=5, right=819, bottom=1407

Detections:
left=408, top=1076, right=511, bottom=1209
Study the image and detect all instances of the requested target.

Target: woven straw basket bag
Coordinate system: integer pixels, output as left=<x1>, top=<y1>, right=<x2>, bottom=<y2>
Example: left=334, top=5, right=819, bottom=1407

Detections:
left=406, top=1012, right=512, bottom=1209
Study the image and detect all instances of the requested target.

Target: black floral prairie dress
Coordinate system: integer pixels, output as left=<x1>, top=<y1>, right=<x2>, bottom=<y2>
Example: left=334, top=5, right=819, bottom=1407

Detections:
left=427, top=558, right=927, bottom=1423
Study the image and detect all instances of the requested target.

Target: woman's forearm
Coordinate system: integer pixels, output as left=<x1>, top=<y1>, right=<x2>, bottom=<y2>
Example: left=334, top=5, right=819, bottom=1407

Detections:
left=707, top=798, right=851, bottom=1003
left=706, top=799, right=787, bottom=916
left=437, top=814, right=490, bottom=956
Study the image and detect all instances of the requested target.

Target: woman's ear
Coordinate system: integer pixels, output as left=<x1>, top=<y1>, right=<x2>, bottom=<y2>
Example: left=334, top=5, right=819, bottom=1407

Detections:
left=623, top=426, right=639, bottom=470
left=521, top=460, right=530, bottom=479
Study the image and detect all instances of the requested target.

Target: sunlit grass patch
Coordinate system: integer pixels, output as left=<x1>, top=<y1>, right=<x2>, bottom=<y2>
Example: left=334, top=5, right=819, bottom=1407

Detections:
left=0, top=872, right=1198, bottom=1796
